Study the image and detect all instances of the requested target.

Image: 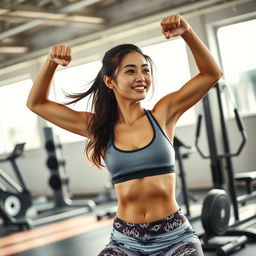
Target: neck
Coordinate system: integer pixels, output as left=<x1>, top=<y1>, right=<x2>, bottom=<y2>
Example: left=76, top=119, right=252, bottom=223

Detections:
left=116, top=104, right=145, bottom=125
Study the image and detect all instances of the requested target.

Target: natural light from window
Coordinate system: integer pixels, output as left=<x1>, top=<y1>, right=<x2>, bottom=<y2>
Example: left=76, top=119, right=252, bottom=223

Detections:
left=0, top=79, right=40, bottom=153
left=50, top=39, right=195, bottom=144
left=217, top=19, right=256, bottom=116
left=142, top=38, right=194, bottom=126
left=51, top=60, right=102, bottom=143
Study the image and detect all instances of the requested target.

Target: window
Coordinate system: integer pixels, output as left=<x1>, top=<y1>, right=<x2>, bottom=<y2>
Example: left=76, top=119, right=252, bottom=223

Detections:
left=50, top=60, right=102, bottom=143
left=0, top=79, right=40, bottom=154
left=142, top=38, right=195, bottom=126
left=49, top=39, right=194, bottom=145
left=217, top=19, right=256, bottom=116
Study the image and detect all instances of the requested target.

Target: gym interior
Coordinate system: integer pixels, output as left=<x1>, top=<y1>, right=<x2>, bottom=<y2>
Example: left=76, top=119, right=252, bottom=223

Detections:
left=0, top=0, right=256, bottom=255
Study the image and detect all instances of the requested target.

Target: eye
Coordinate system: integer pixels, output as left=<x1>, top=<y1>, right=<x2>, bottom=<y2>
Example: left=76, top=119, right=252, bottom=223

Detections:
left=143, top=69, right=150, bottom=73
left=126, top=69, right=135, bottom=74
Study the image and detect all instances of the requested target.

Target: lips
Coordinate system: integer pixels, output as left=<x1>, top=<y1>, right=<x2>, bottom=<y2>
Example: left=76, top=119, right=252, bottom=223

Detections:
left=132, top=85, right=147, bottom=89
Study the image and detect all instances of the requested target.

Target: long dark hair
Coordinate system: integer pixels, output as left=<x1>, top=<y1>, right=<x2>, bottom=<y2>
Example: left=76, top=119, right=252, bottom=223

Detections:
left=65, top=44, right=154, bottom=169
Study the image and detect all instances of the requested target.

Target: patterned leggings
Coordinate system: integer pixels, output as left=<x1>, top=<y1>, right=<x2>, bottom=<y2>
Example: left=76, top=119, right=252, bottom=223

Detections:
left=98, top=209, right=204, bottom=256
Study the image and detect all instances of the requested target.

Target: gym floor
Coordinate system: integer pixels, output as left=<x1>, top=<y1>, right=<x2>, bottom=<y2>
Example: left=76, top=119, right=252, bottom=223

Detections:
left=0, top=190, right=256, bottom=256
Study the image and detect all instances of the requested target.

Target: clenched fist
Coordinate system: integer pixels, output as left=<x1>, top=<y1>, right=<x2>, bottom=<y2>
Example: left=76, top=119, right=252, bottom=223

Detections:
left=160, top=14, right=190, bottom=39
left=47, top=45, right=72, bottom=66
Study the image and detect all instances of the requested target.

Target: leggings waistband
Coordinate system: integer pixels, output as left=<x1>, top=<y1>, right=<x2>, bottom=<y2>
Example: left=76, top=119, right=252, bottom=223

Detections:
left=113, top=208, right=187, bottom=238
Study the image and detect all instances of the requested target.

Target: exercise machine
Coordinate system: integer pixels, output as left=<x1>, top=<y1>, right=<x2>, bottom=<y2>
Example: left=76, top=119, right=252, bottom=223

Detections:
left=0, top=200, right=33, bottom=230
left=0, top=133, right=96, bottom=229
left=0, top=143, right=31, bottom=218
left=173, top=137, right=199, bottom=221
left=31, top=127, right=96, bottom=226
left=95, top=180, right=118, bottom=221
left=196, top=81, right=256, bottom=254
left=234, top=171, right=256, bottom=205
left=43, top=127, right=96, bottom=208
left=200, top=189, right=247, bottom=255
left=0, top=143, right=33, bottom=229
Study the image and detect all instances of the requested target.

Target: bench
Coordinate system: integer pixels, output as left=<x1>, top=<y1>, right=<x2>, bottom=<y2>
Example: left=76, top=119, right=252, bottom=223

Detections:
left=235, top=171, right=256, bottom=194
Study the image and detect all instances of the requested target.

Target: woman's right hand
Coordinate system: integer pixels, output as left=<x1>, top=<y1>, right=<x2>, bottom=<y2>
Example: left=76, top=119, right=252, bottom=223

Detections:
left=47, top=45, right=72, bottom=66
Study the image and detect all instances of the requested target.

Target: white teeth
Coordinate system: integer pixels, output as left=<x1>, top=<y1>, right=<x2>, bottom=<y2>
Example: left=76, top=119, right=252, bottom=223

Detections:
left=133, top=86, right=145, bottom=90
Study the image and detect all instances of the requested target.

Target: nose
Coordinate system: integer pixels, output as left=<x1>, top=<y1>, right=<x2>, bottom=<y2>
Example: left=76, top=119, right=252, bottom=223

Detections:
left=135, top=70, right=145, bottom=82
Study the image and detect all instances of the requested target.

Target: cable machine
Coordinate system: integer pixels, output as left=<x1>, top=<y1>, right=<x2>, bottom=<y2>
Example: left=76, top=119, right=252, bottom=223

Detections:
left=195, top=81, right=256, bottom=255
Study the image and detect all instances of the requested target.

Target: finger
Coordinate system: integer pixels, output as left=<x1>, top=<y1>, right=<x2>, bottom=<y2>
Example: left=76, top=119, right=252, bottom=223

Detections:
left=161, top=27, right=166, bottom=35
left=65, top=47, right=72, bottom=60
left=161, top=18, right=168, bottom=32
left=60, top=45, right=66, bottom=59
left=163, top=16, right=170, bottom=31
left=162, top=28, right=172, bottom=39
left=160, top=18, right=166, bottom=32
left=174, top=15, right=181, bottom=28
left=161, top=27, right=168, bottom=39
left=53, top=57, right=60, bottom=65
left=168, top=31, right=174, bottom=38
left=50, top=46, right=57, bottom=58
left=63, top=45, right=70, bottom=60
left=62, top=45, right=69, bottom=60
left=56, top=45, right=62, bottom=58
left=61, top=59, right=70, bottom=66
left=48, top=48, right=54, bottom=60
left=53, top=57, right=68, bottom=66
left=169, top=15, right=177, bottom=29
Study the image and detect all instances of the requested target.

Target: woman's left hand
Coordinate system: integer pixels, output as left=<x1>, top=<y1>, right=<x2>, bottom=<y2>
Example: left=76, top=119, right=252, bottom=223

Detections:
left=160, top=14, right=190, bottom=39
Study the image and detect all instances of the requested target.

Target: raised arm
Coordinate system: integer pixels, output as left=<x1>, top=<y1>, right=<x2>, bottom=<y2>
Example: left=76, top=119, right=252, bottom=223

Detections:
left=153, top=15, right=223, bottom=124
left=26, top=45, right=93, bottom=139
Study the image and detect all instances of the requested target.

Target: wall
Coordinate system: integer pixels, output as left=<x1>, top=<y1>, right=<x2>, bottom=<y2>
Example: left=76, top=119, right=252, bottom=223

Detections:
left=0, top=0, right=255, bottom=196
left=1, top=114, right=254, bottom=197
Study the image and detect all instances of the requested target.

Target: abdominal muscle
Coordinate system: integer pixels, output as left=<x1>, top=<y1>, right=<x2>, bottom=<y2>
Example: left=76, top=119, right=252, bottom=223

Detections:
left=114, top=173, right=179, bottom=223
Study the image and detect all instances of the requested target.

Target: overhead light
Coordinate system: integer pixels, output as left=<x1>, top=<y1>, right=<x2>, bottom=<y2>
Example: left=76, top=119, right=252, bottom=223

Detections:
left=1, top=38, right=18, bottom=43
left=66, top=15, right=104, bottom=24
left=57, top=0, right=102, bottom=13
left=9, top=10, right=66, bottom=20
left=0, top=46, right=28, bottom=54
left=42, top=20, right=103, bottom=29
left=0, top=9, right=8, bottom=15
left=5, top=11, right=104, bottom=24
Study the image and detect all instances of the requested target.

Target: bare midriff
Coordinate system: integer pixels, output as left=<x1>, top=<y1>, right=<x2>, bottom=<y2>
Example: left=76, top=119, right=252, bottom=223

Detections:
left=114, top=173, right=179, bottom=224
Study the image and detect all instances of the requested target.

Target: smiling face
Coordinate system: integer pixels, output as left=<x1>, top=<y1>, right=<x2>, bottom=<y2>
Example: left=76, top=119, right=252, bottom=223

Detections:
left=105, top=51, right=152, bottom=103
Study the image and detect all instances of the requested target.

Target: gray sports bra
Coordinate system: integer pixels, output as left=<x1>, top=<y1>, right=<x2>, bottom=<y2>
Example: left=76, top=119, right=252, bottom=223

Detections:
left=103, top=109, right=175, bottom=185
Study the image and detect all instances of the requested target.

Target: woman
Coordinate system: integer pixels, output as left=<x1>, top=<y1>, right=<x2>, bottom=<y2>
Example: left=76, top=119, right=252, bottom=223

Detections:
left=27, top=14, right=222, bottom=256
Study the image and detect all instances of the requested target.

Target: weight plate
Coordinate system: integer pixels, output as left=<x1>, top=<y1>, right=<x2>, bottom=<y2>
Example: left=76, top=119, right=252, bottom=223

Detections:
left=47, top=156, right=59, bottom=170
left=4, top=195, right=21, bottom=217
left=49, top=174, right=62, bottom=190
left=45, top=141, right=55, bottom=152
left=201, top=189, right=230, bottom=236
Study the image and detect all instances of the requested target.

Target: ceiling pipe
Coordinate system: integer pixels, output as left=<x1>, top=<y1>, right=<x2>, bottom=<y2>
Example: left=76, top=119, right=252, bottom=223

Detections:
left=0, top=0, right=103, bottom=41
left=0, top=0, right=253, bottom=71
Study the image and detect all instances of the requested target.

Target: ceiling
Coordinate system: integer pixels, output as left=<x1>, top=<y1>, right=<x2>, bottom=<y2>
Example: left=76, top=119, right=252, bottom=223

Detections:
left=0, top=0, right=237, bottom=68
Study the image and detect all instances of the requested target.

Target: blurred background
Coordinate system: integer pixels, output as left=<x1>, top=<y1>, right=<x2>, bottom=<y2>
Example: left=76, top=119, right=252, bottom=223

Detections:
left=0, top=0, right=255, bottom=201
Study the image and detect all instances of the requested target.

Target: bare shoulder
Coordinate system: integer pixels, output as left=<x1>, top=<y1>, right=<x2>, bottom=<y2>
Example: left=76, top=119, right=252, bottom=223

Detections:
left=147, top=107, right=165, bottom=124
left=150, top=91, right=178, bottom=123
left=150, top=101, right=175, bottom=126
left=147, top=107, right=172, bottom=132
left=149, top=102, right=177, bottom=143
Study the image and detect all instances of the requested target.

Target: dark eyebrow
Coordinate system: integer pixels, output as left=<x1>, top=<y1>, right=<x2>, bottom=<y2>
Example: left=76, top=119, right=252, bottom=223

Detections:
left=122, top=64, right=149, bottom=69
